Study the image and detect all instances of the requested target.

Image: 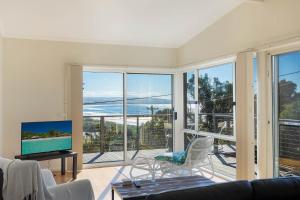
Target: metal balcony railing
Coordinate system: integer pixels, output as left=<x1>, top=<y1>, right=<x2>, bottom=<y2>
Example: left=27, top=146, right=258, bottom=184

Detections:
left=83, top=114, right=173, bottom=155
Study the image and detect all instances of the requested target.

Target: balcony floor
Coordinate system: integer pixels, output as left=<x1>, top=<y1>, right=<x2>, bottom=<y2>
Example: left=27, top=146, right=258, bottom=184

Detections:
left=83, top=148, right=167, bottom=164
left=83, top=145, right=236, bottom=179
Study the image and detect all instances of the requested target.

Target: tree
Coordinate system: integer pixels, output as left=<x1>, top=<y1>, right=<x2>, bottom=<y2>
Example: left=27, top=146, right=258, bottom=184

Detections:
left=280, top=100, right=300, bottom=120
left=278, top=80, right=297, bottom=113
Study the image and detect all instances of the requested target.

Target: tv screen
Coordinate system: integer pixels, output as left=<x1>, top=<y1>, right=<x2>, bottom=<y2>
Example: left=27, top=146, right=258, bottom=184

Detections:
left=21, top=120, right=72, bottom=155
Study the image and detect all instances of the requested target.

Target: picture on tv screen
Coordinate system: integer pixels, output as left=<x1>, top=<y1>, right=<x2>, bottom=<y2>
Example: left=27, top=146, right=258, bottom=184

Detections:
left=21, top=120, right=72, bottom=155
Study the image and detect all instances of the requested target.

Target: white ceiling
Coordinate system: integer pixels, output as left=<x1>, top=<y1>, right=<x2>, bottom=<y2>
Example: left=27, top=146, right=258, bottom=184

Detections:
left=0, top=0, right=244, bottom=48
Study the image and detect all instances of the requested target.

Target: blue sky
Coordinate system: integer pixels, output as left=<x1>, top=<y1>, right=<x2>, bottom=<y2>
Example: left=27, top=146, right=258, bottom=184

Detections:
left=199, top=62, right=233, bottom=83
left=83, top=52, right=300, bottom=99
left=22, top=121, right=72, bottom=134
left=278, top=51, right=300, bottom=92
left=83, top=72, right=172, bottom=99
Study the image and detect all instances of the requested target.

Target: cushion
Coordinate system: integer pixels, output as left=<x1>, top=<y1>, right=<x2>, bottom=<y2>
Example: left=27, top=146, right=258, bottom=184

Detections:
left=155, top=151, right=187, bottom=165
left=146, top=181, right=253, bottom=200
left=251, top=176, right=300, bottom=200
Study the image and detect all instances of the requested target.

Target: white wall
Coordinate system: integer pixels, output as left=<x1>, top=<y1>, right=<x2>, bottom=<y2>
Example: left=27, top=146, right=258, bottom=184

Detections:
left=1, top=38, right=176, bottom=169
left=177, top=0, right=300, bottom=66
left=0, top=30, right=3, bottom=155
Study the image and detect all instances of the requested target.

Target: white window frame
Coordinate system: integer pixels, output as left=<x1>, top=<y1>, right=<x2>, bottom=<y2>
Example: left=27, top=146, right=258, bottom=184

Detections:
left=181, top=56, right=237, bottom=142
left=266, top=44, right=300, bottom=177
left=82, top=65, right=177, bottom=167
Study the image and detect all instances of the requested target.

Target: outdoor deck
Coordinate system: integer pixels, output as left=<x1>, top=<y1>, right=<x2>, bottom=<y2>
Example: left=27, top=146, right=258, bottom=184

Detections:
left=83, top=145, right=236, bottom=179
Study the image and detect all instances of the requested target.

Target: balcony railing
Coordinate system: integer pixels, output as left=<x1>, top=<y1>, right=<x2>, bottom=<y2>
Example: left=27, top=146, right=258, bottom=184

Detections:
left=83, top=114, right=173, bottom=163
left=278, top=119, right=300, bottom=176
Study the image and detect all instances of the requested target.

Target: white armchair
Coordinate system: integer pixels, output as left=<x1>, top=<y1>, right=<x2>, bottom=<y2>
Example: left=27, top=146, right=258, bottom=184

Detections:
left=41, top=169, right=95, bottom=200
left=155, top=136, right=215, bottom=178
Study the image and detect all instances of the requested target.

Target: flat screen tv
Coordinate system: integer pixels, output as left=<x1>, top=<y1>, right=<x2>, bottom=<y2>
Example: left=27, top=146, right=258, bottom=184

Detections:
left=21, top=120, right=72, bottom=155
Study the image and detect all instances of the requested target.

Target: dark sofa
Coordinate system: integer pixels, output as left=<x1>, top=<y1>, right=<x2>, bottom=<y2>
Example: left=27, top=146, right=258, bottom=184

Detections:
left=146, top=176, right=300, bottom=200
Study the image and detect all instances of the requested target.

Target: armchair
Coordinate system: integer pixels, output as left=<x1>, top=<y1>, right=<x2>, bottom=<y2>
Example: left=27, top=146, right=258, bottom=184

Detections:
left=41, top=169, right=95, bottom=200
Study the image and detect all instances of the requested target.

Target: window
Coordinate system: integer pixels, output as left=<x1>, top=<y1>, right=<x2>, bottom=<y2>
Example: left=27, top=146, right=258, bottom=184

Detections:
left=82, top=71, right=174, bottom=164
left=273, top=50, right=300, bottom=177
left=183, top=62, right=236, bottom=179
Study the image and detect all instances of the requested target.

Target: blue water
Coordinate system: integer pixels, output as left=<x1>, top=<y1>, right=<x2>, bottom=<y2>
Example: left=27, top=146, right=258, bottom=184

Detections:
left=83, top=104, right=171, bottom=116
left=22, top=137, right=72, bottom=155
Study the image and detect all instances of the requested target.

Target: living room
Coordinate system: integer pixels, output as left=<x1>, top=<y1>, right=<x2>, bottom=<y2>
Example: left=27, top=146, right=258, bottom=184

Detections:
left=0, top=0, right=300, bottom=200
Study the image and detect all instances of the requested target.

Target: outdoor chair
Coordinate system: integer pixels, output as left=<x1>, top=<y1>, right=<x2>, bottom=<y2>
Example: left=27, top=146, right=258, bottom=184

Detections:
left=216, top=121, right=226, bottom=151
left=155, top=136, right=215, bottom=178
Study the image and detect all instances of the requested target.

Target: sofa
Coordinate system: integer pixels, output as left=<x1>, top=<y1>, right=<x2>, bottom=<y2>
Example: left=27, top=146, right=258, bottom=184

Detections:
left=146, top=176, right=300, bottom=200
left=0, top=159, right=94, bottom=200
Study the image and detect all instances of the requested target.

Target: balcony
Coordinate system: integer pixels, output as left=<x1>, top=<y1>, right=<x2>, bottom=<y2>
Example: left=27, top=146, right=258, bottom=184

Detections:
left=278, top=119, right=300, bottom=176
left=83, top=114, right=173, bottom=164
left=83, top=112, right=239, bottom=179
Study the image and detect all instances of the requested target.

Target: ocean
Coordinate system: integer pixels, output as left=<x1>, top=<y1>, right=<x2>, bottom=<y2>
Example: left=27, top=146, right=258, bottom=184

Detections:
left=83, top=103, right=172, bottom=116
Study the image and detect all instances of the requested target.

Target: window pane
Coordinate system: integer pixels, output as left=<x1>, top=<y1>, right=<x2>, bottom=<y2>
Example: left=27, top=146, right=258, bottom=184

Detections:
left=82, top=72, right=124, bottom=164
left=127, top=74, right=173, bottom=159
left=198, top=63, right=234, bottom=136
left=184, top=71, right=196, bottom=130
left=275, top=51, right=300, bottom=176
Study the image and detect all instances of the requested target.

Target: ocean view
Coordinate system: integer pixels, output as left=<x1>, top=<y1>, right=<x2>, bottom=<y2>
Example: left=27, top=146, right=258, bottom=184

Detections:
left=83, top=103, right=172, bottom=116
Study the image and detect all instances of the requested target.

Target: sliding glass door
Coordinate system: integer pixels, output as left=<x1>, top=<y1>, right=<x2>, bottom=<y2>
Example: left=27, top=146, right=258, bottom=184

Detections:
left=127, top=74, right=173, bottom=159
left=273, top=50, right=300, bottom=177
left=82, top=71, right=174, bottom=165
left=83, top=72, right=124, bottom=163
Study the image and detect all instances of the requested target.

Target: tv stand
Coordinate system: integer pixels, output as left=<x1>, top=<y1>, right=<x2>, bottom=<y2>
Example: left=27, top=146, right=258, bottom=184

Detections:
left=15, top=151, right=77, bottom=179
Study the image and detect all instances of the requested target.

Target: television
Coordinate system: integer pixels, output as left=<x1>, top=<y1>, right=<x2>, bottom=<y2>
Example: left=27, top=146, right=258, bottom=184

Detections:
left=21, top=120, right=72, bottom=155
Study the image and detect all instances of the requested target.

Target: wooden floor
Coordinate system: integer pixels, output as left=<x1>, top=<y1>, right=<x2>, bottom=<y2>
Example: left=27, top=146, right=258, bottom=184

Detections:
left=54, top=166, right=226, bottom=200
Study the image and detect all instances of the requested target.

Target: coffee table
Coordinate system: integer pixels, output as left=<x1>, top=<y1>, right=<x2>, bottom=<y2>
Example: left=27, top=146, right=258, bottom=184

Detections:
left=111, top=175, right=214, bottom=200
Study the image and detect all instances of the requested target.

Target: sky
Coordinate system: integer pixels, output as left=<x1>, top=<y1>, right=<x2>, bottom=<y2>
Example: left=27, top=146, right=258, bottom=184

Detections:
left=22, top=121, right=72, bottom=134
left=83, top=72, right=172, bottom=99
left=83, top=51, right=300, bottom=99
left=278, top=50, right=300, bottom=92
left=199, top=62, right=233, bottom=83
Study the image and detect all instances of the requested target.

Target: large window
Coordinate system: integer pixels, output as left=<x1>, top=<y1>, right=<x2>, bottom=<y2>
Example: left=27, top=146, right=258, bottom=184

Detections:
left=127, top=74, right=173, bottom=159
left=183, top=62, right=236, bottom=179
left=273, top=50, right=300, bottom=177
left=82, top=72, right=174, bottom=164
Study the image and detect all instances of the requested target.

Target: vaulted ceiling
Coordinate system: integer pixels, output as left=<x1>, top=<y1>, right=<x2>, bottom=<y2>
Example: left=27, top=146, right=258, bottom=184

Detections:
left=0, top=0, right=245, bottom=47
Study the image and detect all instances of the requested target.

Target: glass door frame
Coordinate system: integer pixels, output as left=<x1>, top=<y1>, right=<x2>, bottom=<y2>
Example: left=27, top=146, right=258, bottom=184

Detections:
left=271, top=46, right=300, bottom=177
left=83, top=66, right=176, bottom=166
